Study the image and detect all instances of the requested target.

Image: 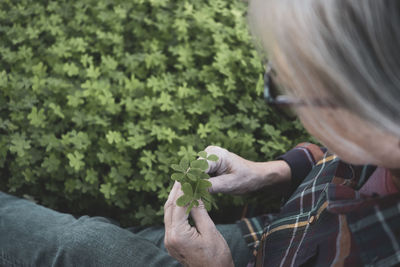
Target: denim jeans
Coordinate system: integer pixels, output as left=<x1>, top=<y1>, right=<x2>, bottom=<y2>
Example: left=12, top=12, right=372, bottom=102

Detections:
left=0, top=191, right=251, bottom=267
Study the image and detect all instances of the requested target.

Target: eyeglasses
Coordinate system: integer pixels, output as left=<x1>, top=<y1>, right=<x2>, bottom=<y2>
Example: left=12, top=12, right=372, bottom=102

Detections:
left=263, top=62, right=338, bottom=119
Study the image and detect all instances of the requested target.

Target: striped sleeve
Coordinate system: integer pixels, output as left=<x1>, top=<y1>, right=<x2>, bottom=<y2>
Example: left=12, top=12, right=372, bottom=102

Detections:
left=237, top=143, right=325, bottom=255
left=277, top=143, right=326, bottom=197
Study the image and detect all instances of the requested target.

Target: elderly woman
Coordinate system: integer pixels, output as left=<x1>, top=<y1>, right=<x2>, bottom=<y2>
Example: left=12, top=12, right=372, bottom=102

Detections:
left=1, top=0, right=400, bottom=266
left=165, top=1, right=400, bottom=266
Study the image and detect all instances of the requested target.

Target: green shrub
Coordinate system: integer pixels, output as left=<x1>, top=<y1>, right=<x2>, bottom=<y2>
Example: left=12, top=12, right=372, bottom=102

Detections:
left=0, top=0, right=310, bottom=226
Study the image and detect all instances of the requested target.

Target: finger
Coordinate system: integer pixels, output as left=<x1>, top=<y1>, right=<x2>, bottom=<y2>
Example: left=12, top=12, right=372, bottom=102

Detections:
left=208, top=173, right=236, bottom=194
left=164, top=182, right=182, bottom=229
left=164, top=182, right=189, bottom=231
left=190, top=200, right=216, bottom=235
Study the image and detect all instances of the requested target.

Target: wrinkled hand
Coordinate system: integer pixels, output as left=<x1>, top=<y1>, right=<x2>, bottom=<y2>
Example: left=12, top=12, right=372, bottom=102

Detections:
left=204, top=146, right=291, bottom=194
left=164, top=182, right=234, bottom=267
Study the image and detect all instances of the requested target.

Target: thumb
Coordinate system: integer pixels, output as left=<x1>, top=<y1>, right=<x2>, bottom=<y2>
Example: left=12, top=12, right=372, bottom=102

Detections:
left=204, top=146, right=230, bottom=174
left=190, top=200, right=216, bottom=235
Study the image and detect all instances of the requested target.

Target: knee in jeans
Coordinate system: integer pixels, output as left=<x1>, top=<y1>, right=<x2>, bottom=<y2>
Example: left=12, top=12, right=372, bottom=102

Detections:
left=56, top=221, right=114, bottom=264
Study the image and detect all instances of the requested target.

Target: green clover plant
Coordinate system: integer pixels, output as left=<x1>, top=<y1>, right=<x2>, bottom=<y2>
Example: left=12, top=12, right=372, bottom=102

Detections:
left=0, top=0, right=312, bottom=227
left=171, top=151, right=219, bottom=214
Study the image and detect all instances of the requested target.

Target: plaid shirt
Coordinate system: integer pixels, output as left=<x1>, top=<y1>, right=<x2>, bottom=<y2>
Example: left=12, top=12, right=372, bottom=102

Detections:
left=237, top=143, right=400, bottom=267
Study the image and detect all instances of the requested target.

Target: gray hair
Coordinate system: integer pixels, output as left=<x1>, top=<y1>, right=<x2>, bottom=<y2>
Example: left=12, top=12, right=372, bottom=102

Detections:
left=249, top=0, right=400, bottom=155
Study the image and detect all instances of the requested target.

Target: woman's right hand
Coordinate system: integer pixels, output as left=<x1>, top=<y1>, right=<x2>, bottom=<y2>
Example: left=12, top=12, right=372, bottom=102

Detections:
left=204, top=146, right=292, bottom=195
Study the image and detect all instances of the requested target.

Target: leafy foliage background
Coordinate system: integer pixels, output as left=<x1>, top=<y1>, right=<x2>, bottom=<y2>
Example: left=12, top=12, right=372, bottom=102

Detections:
left=0, top=0, right=310, bottom=226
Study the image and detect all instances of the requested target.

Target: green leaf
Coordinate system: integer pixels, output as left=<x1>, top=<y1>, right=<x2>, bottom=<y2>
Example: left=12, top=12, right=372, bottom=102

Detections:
left=41, top=154, right=61, bottom=173
left=177, top=146, right=197, bottom=160
left=157, top=92, right=174, bottom=111
left=197, top=151, right=207, bottom=158
left=140, top=150, right=156, bottom=168
left=187, top=172, right=197, bottom=181
left=198, top=179, right=212, bottom=190
left=67, top=151, right=85, bottom=172
left=48, top=103, right=65, bottom=119
left=197, top=123, right=212, bottom=138
left=100, top=183, right=116, bottom=199
left=179, top=158, right=189, bottom=171
left=9, top=133, right=31, bottom=157
left=171, top=164, right=185, bottom=173
left=126, top=135, right=147, bottom=149
left=181, top=183, right=193, bottom=196
left=85, top=169, right=98, bottom=184
left=102, top=55, right=118, bottom=71
left=203, top=199, right=211, bottom=211
left=190, top=159, right=208, bottom=171
left=176, top=194, right=191, bottom=207
left=201, top=194, right=214, bottom=211
left=207, top=154, right=219, bottom=162
left=187, top=168, right=203, bottom=177
left=199, top=172, right=210, bottom=179
left=171, top=173, right=185, bottom=181
left=86, top=64, right=100, bottom=79
left=202, top=193, right=212, bottom=203
left=106, top=131, right=123, bottom=144
left=63, top=62, right=79, bottom=77
left=28, top=107, right=46, bottom=128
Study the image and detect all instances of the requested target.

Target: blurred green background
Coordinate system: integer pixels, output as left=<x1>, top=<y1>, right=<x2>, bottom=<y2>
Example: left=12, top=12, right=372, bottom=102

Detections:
left=0, top=0, right=310, bottom=226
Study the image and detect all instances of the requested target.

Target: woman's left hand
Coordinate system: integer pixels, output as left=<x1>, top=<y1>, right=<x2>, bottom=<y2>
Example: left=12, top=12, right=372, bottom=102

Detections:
left=164, top=182, right=234, bottom=267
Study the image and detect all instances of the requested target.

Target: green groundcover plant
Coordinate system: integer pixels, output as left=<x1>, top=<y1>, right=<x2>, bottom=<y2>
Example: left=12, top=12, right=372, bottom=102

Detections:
left=0, top=0, right=311, bottom=226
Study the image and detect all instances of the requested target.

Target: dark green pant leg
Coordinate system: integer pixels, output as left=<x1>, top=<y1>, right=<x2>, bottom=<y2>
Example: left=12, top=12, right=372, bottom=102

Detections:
left=0, top=191, right=181, bottom=267
left=216, top=224, right=252, bottom=267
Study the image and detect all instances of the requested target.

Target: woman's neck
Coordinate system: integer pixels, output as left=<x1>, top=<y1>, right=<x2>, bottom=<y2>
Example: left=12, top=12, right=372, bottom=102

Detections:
left=389, top=169, right=400, bottom=191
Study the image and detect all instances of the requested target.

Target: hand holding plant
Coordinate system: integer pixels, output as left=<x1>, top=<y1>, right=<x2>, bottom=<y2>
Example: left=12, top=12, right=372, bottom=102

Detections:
left=170, top=151, right=219, bottom=213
